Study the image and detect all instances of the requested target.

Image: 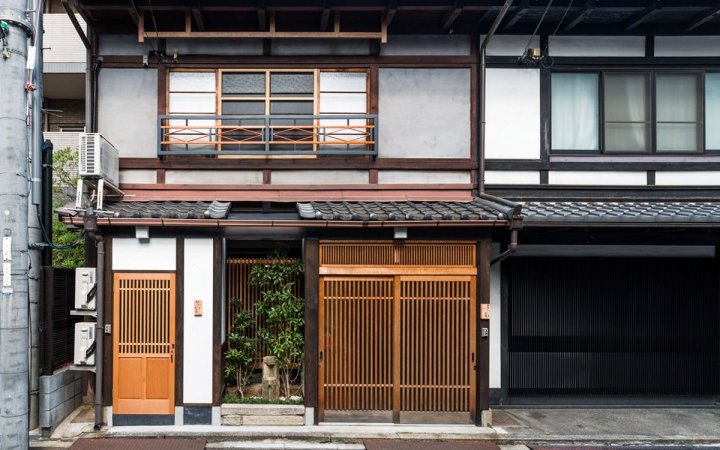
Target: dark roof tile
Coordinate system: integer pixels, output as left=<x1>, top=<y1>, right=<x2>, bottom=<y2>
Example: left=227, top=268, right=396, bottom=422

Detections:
left=523, top=201, right=720, bottom=224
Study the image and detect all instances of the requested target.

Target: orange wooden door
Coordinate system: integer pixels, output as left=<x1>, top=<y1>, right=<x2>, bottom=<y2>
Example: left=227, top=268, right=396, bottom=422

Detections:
left=113, top=273, right=175, bottom=415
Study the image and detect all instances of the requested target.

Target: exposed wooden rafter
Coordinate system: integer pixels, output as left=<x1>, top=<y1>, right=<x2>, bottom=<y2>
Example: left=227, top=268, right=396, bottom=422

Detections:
left=684, top=2, right=720, bottom=31
left=502, top=0, right=529, bottom=31
left=563, top=0, right=596, bottom=32
left=624, top=1, right=661, bottom=31
left=440, top=1, right=464, bottom=31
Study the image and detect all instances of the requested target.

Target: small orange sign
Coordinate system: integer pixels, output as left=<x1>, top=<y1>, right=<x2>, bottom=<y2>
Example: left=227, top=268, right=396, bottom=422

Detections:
left=194, top=300, right=203, bottom=316
left=481, top=304, right=490, bottom=320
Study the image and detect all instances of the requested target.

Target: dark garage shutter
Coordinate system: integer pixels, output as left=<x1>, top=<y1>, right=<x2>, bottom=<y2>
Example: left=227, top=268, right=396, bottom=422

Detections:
left=507, top=257, right=719, bottom=396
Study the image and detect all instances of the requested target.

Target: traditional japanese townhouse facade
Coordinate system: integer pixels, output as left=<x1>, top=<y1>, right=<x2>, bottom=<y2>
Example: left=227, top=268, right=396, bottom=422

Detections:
left=60, top=0, right=720, bottom=428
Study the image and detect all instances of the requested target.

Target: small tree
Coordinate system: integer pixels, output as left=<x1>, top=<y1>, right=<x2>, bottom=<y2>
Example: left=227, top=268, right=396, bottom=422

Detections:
left=224, top=299, right=255, bottom=397
left=250, top=249, right=304, bottom=398
left=51, top=147, right=84, bottom=268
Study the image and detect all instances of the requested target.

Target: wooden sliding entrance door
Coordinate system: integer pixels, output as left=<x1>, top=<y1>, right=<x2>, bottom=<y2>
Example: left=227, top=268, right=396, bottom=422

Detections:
left=318, top=241, right=477, bottom=424
left=113, top=273, right=176, bottom=415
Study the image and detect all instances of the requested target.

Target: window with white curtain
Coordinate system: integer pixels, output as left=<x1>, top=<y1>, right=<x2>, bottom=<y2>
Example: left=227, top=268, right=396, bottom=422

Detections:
left=551, top=70, right=715, bottom=154
left=551, top=73, right=599, bottom=151
left=705, top=73, right=720, bottom=150
left=656, top=74, right=701, bottom=153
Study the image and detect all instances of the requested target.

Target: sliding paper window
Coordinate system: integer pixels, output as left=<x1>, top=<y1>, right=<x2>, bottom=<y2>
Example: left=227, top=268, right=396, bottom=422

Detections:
left=551, top=73, right=599, bottom=151
left=319, top=71, right=369, bottom=150
left=656, top=74, right=702, bottom=153
left=707, top=73, right=720, bottom=150
left=167, top=71, right=217, bottom=152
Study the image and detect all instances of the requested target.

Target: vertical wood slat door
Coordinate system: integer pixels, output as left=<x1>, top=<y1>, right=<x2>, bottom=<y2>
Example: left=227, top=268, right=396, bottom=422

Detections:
left=319, top=277, right=394, bottom=418
left=113, top=273, right=175, bottom=415
left=319, top=274, right=475, bottom=422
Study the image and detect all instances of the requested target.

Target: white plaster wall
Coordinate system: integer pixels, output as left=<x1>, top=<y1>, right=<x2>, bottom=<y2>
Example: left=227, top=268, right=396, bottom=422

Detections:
left=484, top=171, right=540, bottom=185
left=98, top=34, right=155, bottom=56
left=655, top=36, right=720, bottom=57
left=183, top=239, right=215, bottom=404
left=515, top=245, right=716, bottom=258
left=378, top=170, right=470, bottom=184
left=489, top=244, right=501, bottom=389
left=98, top=69, right=157, bottom=158
left=378, top=69, right=471, bottom=158
left=482, top=35, right=539, bottom=56
left=271, top=170, right=368, bottom=185
left=119, top=170, right=156, bottom=184
left=380, top=35, right=470, bottom=55
left=165, top=170, right=263, bottom=185
left=271, top=39, right=370, bottom=55
left=167, top=39, right=263, bottom=56
left=655, top=171, right=720, bottom=186
left=112, top=238, right=176, bottom=271
left=549, top=36, right=645, bottom=57
left=548, top=171, right=646, bottom=186
left=485, top=69, right=540, bottom=160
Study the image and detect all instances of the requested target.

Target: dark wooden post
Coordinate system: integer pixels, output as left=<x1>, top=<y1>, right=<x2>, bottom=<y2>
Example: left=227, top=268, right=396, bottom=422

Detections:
left=175, top=238, right=184, bottom=406
left=303, top=239, right=319, bottom=424
left=476, top=239, right=492, bottom=426
left=42, top=266, right=54, bottom=374
left=212, top=238, right=223, bottom=407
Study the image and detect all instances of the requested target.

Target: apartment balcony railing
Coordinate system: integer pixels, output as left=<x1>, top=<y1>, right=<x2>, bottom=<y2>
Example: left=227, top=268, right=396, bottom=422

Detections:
left=158, top=114, right=378, bottom=156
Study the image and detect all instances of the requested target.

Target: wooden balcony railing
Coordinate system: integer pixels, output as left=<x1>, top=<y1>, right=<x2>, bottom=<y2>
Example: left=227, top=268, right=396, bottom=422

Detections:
left=158, top=114, right=378, bottom=156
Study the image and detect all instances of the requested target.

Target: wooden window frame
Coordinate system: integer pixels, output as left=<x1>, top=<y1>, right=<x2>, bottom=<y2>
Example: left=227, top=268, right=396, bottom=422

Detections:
left=550, top=69, right=709, bottom=155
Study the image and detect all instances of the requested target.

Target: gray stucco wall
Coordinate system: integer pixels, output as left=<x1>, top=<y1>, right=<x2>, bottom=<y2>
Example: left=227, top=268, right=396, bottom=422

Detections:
left=39, top=369, right=83, bottom=432
left=98, top=68, right=158, bottom=158
left=378, top=68, right=471, bottom=158
left=98, top=34, right=155, bottom=56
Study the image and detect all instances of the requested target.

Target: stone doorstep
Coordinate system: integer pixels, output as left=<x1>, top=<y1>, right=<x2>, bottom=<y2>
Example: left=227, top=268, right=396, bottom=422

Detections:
left=221, top=404, right=305, bottom=416
left=222, top=415, right=306, bottom=426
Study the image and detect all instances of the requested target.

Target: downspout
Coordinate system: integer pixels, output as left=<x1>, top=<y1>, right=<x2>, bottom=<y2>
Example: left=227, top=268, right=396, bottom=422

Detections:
left=491, top=201, right=522, bottom=265
left=89, top=234, right=104, bottom=430
left=478, top=0, right=514, bottom=195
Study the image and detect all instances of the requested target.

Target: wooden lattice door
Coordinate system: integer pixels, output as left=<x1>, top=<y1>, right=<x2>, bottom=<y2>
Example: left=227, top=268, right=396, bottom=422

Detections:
left=319, top=274, right=476, bottom=423
left=113, top=273, right=175, bottom=415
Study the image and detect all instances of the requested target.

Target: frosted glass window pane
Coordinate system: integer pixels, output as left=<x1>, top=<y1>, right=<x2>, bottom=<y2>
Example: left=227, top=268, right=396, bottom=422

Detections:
left=320, top=72, right=367, bottom=92
left=705, top=73, right=720, bottom=149
left=604, top=74, right=649, bottom=152
left=166, top=119, right=215, bottom=151
left=657, top=74, right=699, bottom=152
left=319, top=93, right=367, bottom=113
left=657, top=123, right=698, bottom=152
left=169, top=72, right=215, bottom=92
left=270, top=101, right=313, bottom=115
left=222, top=73, right=265, bottom=96
left=551, top=73, right=599, bottom=151
left=318, top=118, right=368, bottom=143
left=270, top=73, right=314, bottom=96
left=169, top=93, right=216, bottom=113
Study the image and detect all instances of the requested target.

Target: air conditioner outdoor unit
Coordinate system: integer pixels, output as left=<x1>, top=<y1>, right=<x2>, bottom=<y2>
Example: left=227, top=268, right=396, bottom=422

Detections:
left=74, top=322, right=96, bottom=366
left=78, top=133, right=119, bottom=187
left=74, top=267, right=96, bottom=310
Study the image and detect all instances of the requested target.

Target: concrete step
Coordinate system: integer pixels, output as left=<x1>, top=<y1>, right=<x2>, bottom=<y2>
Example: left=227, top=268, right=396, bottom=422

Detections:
left=207, top=441, right=365, bottom=450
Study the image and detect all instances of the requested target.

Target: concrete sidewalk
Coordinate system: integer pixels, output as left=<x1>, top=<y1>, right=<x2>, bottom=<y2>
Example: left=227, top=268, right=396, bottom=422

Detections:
left=30, top=407, right=720, bottom=449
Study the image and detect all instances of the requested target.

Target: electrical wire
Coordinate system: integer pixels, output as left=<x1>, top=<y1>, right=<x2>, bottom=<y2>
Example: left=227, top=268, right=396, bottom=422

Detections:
left=522, top=0, right=555, bottom=54
left=35, top=204, right=85, bottom=251
left=128, top=0, right=158, bottom=55
left=551, top=0, right=574, bottom=37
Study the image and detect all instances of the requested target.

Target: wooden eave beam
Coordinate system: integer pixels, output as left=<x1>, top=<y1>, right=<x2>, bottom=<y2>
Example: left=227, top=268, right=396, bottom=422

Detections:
left=684, top=3, right=720, bottom=31
left=502, top=1, right=529, bottom=31
left=140, top=30, right=386, bottom=40
left=441, top=2, right=464, bottom=31
left=624, top=2, right=661, bottom=31
left=563, top=0, right=596, bottom=31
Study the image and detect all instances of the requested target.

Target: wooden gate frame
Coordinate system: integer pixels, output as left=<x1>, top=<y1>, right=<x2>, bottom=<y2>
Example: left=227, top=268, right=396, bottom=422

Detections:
left=315, top=241, right=480, bottom=424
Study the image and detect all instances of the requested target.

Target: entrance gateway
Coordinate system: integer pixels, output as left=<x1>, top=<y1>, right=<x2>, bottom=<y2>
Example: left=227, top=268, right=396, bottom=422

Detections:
left=318, top=241, right=477, bottom=423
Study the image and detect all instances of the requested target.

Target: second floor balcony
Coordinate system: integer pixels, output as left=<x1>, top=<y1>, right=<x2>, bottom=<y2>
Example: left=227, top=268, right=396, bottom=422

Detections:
left=158, top=114, right=378, bottom=156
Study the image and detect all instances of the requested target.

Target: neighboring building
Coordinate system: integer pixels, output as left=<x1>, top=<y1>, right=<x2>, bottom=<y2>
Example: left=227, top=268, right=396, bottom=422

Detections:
left=59, top=0, right=720, bottom=428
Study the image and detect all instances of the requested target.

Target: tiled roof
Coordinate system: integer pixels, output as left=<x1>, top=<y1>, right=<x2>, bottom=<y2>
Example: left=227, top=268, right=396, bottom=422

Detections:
left=106, top=200, right=231, bottom=219
left=297, top=199, right=514, bottom=221
left=522, top=201, right=720, bottom=225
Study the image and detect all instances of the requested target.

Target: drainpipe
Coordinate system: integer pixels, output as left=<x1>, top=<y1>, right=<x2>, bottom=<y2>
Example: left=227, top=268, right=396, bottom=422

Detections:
left=88, top=233, right=104, bottom=430
left=491, top=228, right=518, bottom=265
left=478, top=0, right=514, bottom=195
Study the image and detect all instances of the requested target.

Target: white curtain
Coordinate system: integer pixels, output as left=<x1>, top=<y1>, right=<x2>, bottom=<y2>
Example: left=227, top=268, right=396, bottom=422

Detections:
left=657, top=74, right=699, bottom=152
left=551, top=73, right=599, bottom=151
left=706, top=73, right=720, bottom=150
left=604, top=73, right=649, bottom=152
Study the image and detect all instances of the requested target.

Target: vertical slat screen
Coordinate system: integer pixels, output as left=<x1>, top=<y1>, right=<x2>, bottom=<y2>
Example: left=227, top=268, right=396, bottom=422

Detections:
left=322, top=277, right=394, bottom=411
left=508, top=257, right=720, bottom=396
left=400, top=277, right=473, bottom=413
left=117, top=277, right=172, bottom=355
left=226, top=258, right=302, bottom=366
left=320, top=242, right=475, bottom=267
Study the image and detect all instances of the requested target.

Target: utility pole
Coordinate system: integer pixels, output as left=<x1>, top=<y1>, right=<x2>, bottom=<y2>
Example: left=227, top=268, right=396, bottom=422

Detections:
left=0, top=0, right=33, bottom=448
